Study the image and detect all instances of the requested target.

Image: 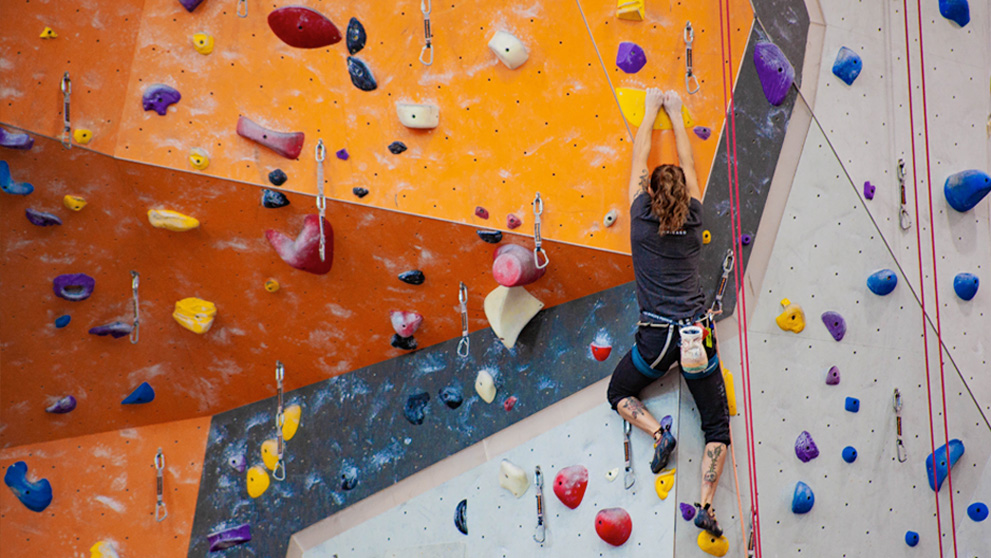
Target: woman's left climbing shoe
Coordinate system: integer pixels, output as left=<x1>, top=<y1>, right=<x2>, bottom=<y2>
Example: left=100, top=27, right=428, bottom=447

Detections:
left=650, top=422, right=677, bottom=474
left=694, top=503, right=723, bottom=537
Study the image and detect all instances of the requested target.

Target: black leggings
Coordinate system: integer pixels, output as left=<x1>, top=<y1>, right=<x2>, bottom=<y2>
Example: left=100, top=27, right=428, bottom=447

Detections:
left=606, top=322, right=731, bottom=446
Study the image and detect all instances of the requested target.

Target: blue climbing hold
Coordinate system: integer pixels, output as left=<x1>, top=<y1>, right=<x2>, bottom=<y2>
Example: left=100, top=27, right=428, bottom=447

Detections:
left=791, top=481, right=814, bottom=514
left=262, top=189, right=290, bottom=208
left=439, top=385, right=463, bottom=409
left=832, top=47, right=862, bottom=85
left=340, top=465, right=358, bottom=490
left=55, top=315, right=71, bottom=328
left=404, top=391, right=430, bottom=424
left=867, top=269, right=898, bottom=296
left=0, top=160, right=34, bottom=195
left=945, top=170, right=991, bottom=212
left=4, top=461, right=53, bottom=512
left=905, top=530, right=920, bottom=547
left=953, top=273, right=979, bottom=301
left=842, top=446, right=858, bottom=463
left=845, top=397, right=860, bottom=413
left=938, top=0, right=970, bottom=27
left=925, top=438, right=965, bottom=491
left=122, top=382, right=155, bottom=405
left=967, top=502, right=988, bottom=522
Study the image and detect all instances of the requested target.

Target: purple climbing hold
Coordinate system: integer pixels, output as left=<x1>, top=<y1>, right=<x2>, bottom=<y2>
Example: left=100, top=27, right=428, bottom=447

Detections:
left=475, top=206, right=490, bottom=220
left=753, top=42, right=795, bottom=106
left=680, top=502, right=696, bottom=521
left=1, top=161, right=34, bottom=195
left=336, top=148, right=349, bottom=161
left=142, top=84, right=181, bottom=116
left=863, top=181, right=875, bottom=200
left=352, top=187, right=369, bottom=198
left=693, top=126, right=712, bottom=140
left=616, top=42, right=647, bottom=74
left=53, top=273, right=96, bottom=301
left=208, top=524, right=252, bottom=551
left=25, top=208, right=61, bottom=226
left=0, top=127, right=34, bottom=150
left=45, top=395, right=77, bottom=414
left=821, top=311, right=847, bottom=341
left=89, top=321, right=133, bottom=339
left=177, top=0, right=206, bottom=12
left=832, top=47, right=862, bottom=86
left=825, top=365, right=841, bottom=386
left=795, top=430, right=819, bottom=462
left=122, top=381, right=155, bottom=404
left=388, top=141, right=407, bottom=155
left=227, top=452, right=246, bottom=473
left=739, top=233, right=753, bottom=246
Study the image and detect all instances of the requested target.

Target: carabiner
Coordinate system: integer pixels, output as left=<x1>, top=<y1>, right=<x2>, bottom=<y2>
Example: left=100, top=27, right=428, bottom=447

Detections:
left=532, top=193, right=549, bottom=269
left=60, top=72, right=72, bottom=149
left=154, top=448, right=168, bottom=522
left=419, top=0, right=433, bottom=65
left=623, top=420, right=636, bottom=489
left=533, top=466, right=546, bottom=543
left=457, top=282, right=469, bottom=357
left=722, top=249, right=734, bottom=274
left=684, top=22, right=700, bottom=94
left=237, top=0, right=247, bottom=18
left=130, top=271, right=140, bottom=344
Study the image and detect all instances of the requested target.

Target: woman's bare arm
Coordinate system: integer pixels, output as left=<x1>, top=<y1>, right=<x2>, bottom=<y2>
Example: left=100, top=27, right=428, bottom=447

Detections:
left=663, top=90, right=701, bottom=202
left=629, top=88, right=664, bottom=202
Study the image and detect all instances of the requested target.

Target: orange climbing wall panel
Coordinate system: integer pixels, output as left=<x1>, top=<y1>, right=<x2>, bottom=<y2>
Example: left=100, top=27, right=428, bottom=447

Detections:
left=0, top=416, right=209, bottom=557
left=0, top=134, right=633, bottom=448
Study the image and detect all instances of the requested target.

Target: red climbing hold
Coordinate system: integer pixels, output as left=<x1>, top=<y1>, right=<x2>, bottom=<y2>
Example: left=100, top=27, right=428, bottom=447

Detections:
left=507, top=214, right=522, bottom=229
left=590, top=342, right=612, bottom=361
left=492, top=244, right=546, bottom=287
left=503, top=395, right=518, bottom=411
left=389, top=310, right=423, bottom=338
left=553, top=465, right=589, bottom=509
left=265, top=215, right=333, bottom=275
left=475, top=207, right=489, bottom=219
left=267, top=6, right=342, bottom=49
left=595, top=508, right=632, bottom=546
left=237, top=116, right=305, bottom=159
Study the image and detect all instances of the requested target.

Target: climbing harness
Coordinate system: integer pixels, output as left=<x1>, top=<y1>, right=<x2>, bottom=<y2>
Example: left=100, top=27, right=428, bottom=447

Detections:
left=684, top=22, right=700, bottom=95
left=315, top=139, right=327, bottom=262
left=154, top=448, right=168, bottom=522
left=237, top=0, right=247, bottom=18
left=897, top=158, right=912, bottom=230
left=893, top=388, right=907, bottom=463
left=709, top=249, right=735, bottom=316
left=533, top=466, right=546, bottom=543
left=457, top=282, right=469, bottom=357
left=622, top=420, right=636, bottom=489
left=273, top=361, right=287, bottom=481
left=532, top=193, right=549, bottom=269
left=60, top=72, right=71, bottom=149
left=419, top=0, right=433, bottom=65
left=130, top=271, right=140, bottom=344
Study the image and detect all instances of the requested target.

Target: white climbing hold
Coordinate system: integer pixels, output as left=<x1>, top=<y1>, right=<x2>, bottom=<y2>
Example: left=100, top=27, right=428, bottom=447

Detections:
left=475, top=369, right=497, bottom=403
left=603, top=209, right=619, bottom=228
left=396, top=103, right=440, bottom=129
left=483, top=285, right=544, bottom=349
left=605, top=468, right=620, bottom=482
left=499, top=459, right=530, bottom=498
left=488, top=30, right=529, bottom=70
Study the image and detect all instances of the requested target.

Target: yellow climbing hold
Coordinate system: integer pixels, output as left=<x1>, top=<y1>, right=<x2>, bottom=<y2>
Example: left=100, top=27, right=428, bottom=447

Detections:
left=722, top=366, right=737, bottom=416
left=246, top=465, right=270, bottom=498
left=775, top=298, right=806, bottom=333
left=616, top=88, right=695, bottom=130
left=188, top=149, right=210, bottom=170
left=192, top=32, right=214, bottom=55
left=39, top=27, right=57, bottom=39
left=616, top=0, right=645, bottom=21
left=73, top=129, right=93, bottom=145
left=63, top=195, right=87, bottom=211
left=282, top=404, right=301, bottom=441
left=264, top=278, right=280, bottom=293
left=90, top=541, right=120, bottom=558
left=702, top=230, right=712, bottom=244
left=147, top=209, right=200, bottom=231
left=697, top=531, right=729, bottom=557
left=172, top=297, right=217, bottom=334
left=261, top=439, right=280, bottom=471
left=654, top=468, right=676, bottom=500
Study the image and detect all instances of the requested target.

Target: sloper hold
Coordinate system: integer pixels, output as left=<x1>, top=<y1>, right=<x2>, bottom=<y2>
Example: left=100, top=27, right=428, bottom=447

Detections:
left=261, top=439, right=279, bottom=470
left=142, top=84, right=181, bottom=116
left=0, top=127, right=35, bottom=150
left=553, top=465, right=589, bottom=509
left=396, top=103, right=440, bottom=129
left=775, top=298, right=805, bottom=333
left=488, top=30, right=529, bottom=69
left=398, top=270, right=425, bottom=285
left=926, top=439, right=965, bottom=491
left=282, top=404, right=301, bottom=440
left=237, top=116, right=305, bottom=159
left=55, top=315, right=71, bottom=328
left=867, top=269, right=898, bottom=295
left=753, top=42, right=795, bottom=106
left=264, top=278, right=280, bottom=293
left=953, top=272, right=979, bottom=301
left=595, top=508, right=632, bottom=546
left=938, top=0, right=970, bottom=27
left=26, top=208, right=61, bottom=226
left=346, top=17, right=366, bottom=54
left=346, top=57, right=377, bottom=91
left=404, top=391, right=430, bottom=425
left=173, top=297, right=218, bottom=334
left=795, top=430, right=819, bottom=462
left=616, top=41, right=647, bottom=73
left=390, top=310, right=423, bottom=337
left=188, top=149, right=209, bottom=170
left=5, top=461, right=52, bottom=512
left=498, top=459, right=529, bottom=498
left=122, top=382, right=155, bottom=404
left=842, top=446, right=858, bottom=463
left=45, top=395, right=77, bottom=414
left=89, top=321, right=133, bottom=338
left=967, top=502, right=988, bottom=522
left=821, top=311, right=847, bottom=341
left=177, top=0, right=205, bottom=12
left=267, top=6, right=342, bottom=49
left=616, top=87, right=695, bottom=130
left=207, top=524, right=252, bottom=551
left=832, top=47, right=862, bottom=86
left=654, top=468, right=676, bottom=499
left=90, top=541, right=120, bottom=558
left=792, top=481, right=814, bottom=513
left=905, top=531, right=920, bottom=547
left=603, top=209, right=619, bottom=227
left=697, top=531, right=729, bottom=557
left=492, top=243, right=546, bottom=287
left=265, top=214, right=334, bottom=275
left=454, top=499, right=468, bottom=534
left=148, top=209, right=200, bottom=231
left=262, top=189, right=290, bottom=208
left=246, top=465, right=270, bottom=498
left=53, top=273, right=95, bottom=301
left=484, top=285, right=545, bottom=349
left=475, top=370, right=497, bottom=403
left=944, top=170, right=990, bottom=212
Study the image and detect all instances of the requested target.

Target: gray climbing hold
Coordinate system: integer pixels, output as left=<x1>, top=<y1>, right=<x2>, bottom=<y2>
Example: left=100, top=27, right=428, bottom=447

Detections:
left=346, top=17, right=366, bottom=54
left=142, top=84, right=182, bottom=116
left=404, top=391, right=430, bottom=425
left=454, top=499, right=468, bottom=535
left=753, top=42, right=794, bottom=106
left=439, top=385, right=463, bottom=409
left=25, top=208, right=61, bottom=226
left=340, top=465, right=358, bottom=490
left=346, top=57, right=377, bottom=91
left=831, top=47, right=862, bottom=86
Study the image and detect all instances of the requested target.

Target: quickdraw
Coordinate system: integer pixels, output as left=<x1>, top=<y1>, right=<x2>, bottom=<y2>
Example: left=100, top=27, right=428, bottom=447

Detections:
left=419, top=0, right=433, bottom=65
left=315, top=139, right=327, bottom=262
left=60, top=72, right=72, bottom=149
left=532, top=193, right=549, bottom=269
left=623, top=420, right=636, bottom=489
left=273, top=361, right=287, bottom=481
left=893, top=388, right=907, bottom=463
left=130, top=271, right=140, bottom=344
left=897, top=158, right=912, bottom=230
left=709, top=249, right=734, bottom=316
left=684, top=22, right=700, bottom=94
left=533, top=466, right=546, bottom=543
left=237, top=0, right=247, bottom=18
left=154, top=448, right=168, bottom=522
left=457, top=282, right=469, bottom=357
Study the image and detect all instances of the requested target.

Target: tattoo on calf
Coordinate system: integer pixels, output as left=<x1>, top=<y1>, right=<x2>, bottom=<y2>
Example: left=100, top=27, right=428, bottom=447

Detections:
left=621, top=398, right=647, bottom=421
left=703, top=446, right=723, bottom=483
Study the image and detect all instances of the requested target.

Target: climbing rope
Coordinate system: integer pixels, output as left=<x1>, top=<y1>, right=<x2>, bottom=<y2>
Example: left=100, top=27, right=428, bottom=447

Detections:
left=237, top=0, right=247, bottom=18
left=897, top=158, right=912, bottom=230
left=315, top=139, right=327, bottom=262
left=419, top=0, right=433, bottom=65
left=60, top=72, right=71, bottom=149
left=533, top=466, right=546, bottom=543
left=154, top=448, right=168, bottom=522
left=273, top=361, right=287, bottom=481
left=457, top=282, right=469, bottom=357
left=532, top=192, right=549, bottom=269
left=893, top=388, right=908, bottom=463
left=130, top=271, right=140, bottom=344
left=622, top=420, right=635, bottom=489
left=684, top=22, right=700, bottom=95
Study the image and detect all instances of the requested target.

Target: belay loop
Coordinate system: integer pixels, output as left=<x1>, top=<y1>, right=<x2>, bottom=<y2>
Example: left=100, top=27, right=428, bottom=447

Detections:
left=315, top=139, right=327, bottom=262
left=532, top=192, right=549, bottom=269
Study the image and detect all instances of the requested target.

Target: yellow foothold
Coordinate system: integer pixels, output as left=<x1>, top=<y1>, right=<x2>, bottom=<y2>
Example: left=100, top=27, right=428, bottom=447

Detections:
left=654, top=468, right=676, bottom=500
left=147, top=209, right=200, bottom=231
left=172, top=297, right=217, bottom=334
left=702, top=230, right=711, bottom=244
left=775, top=298, right=806, bottom=334
left=188, top=149, right=210, bottom=170
left=39, top=26, right=57, bottom=39
left=697, top=531, right=730, bottom=557
left=261, top=439, right=280, bottom=471
left=90, top=541, right=120, bottom=558
left=264, top=278, right=280, bottom=293
left=282, top=404, right=301, bottom=441
left=722, top=366, right=737, bottom=416
left=73, top=129, right=93, bottom=145
left=63, top=195, right=87, bottom=211
left=616, top=0, right=645, bottom=21
left=192, top=32, right=214, bottom=55
left=246, top=465, right=270, bottom=498
left=616, top=87, right=695, bottom=130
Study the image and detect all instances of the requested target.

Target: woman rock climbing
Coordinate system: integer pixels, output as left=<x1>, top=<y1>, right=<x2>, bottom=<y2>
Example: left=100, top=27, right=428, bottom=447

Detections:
left=606, top=88, right=730, bottom=538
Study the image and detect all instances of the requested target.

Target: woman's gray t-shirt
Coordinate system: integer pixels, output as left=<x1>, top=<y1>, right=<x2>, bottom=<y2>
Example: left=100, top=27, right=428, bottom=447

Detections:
left=630, top=193, right=706, bottom=321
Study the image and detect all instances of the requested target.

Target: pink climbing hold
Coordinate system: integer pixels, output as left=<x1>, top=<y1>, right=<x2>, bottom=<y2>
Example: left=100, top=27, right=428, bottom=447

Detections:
left=389, top=310, right=423, bottom=338
left=475, top=206, right=489, bottom=219
left=236, top=116, right=305, bottom=159
left=503, top=395, right=518, bottom=411
left=595, top=508, right=632, bottom=546
left=492, top=243, right=546, bottom=287
left=265, top=214, right=333, bottom=275
left=590, top=342, right=612, bottom=361
left=506, top=214, right=522, bottom=229
left=553, top=465, right=588, bottom=509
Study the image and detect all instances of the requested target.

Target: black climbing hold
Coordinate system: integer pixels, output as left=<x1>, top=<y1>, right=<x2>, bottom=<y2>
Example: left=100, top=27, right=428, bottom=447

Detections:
left=454, top=499, right=468, bottom=535
left=346, top=56, right=377, bottom=91
left=268, top=169, right=288, bottom=186
left=340, top=465, right=358, bottom=490
left=477, top=230, right=503, bottom=244
left=439, top=385, right=463, bottom=409
left=352, top=187, right=369, bottom=198
left=391, top=334, right=417, bottom=351
left=404, top=391, right=430, bottom=425
left=262, top=189, right=291, bottom=208
left=346, top=17, right=366, bottom=55
left=388, top=141, right=407, bottom=155
left=398, top=270, right=425, bottom=285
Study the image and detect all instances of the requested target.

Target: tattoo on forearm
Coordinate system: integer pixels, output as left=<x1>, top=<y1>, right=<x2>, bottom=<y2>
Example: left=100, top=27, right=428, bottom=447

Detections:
left=703, top=446, right=723, bottom=483
left=621, top=398, right=647, bottom=421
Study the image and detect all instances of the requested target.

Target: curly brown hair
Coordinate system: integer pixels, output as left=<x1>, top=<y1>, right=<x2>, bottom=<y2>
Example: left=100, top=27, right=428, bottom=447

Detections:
left=645, top=164, right=690, bottom=235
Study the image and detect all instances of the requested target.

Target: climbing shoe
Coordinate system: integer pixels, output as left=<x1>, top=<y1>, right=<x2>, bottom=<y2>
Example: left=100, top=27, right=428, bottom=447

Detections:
left=694, top=503, right=723, bottom=537
left=650, top=423, right=677, bottom=474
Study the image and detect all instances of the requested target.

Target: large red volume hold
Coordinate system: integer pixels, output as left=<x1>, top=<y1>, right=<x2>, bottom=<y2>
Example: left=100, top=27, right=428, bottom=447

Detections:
left=553, top=465, right=589, bottom=509
left=595, top=508, right=632, bottom=546
left=237, top=116, right=305, bottom=159
left=265, top=215, right=333, bottom=275
left=492, top=243, right=546, bottom=287
left=267, top=6, right=342, bottom=48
